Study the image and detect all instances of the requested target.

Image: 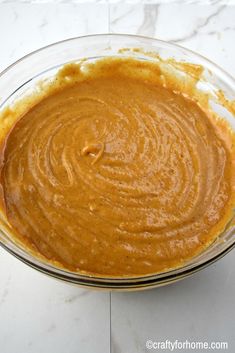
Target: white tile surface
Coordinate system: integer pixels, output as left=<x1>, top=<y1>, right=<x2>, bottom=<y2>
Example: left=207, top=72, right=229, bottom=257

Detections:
left=0, top=3, right=109, bottom=71
left=111, top=251, right=235, bottom=353
left=0, top=2, right=235, bottom=353
left=0, top=247, right=110, bottom=353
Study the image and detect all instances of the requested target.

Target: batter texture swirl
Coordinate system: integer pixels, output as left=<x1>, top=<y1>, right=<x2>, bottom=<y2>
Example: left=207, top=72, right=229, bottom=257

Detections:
left=0, top=58, right=234, bottom=276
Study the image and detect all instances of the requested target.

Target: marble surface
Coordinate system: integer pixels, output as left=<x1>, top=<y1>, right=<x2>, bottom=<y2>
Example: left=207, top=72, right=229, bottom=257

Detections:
left=0, top=2, right=235, bottom=353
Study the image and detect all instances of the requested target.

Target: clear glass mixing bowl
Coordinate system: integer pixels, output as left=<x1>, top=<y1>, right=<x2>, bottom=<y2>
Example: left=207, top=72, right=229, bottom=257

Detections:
left=0, top=34, right=234, bottom=290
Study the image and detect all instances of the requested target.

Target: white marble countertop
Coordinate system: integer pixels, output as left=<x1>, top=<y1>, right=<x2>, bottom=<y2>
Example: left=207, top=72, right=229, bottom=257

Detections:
left=0, top=2, right=234, bottom=353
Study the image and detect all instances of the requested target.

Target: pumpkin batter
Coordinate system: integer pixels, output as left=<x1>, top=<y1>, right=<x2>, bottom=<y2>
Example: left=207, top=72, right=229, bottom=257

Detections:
left=0, top=57, right=234, bottom=276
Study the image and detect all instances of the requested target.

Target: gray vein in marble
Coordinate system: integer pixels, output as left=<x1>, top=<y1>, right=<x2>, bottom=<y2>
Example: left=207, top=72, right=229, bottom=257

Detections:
left=109, top=6, right=135, bottom=27
left=206, top=25, right=235, bottom=36
left=13, top=9, right=18, bottom=21
left=0, top=275, right=11, bottom=306
left=64, top=290, right=90, bottom=303
left=0, top=288, right=9, bottom=306
left=39, top=18, right=48, bottom=29
left=137, top=4, right=159, bottom=37
left=0, top=0, right=234, bottom=3
left=74, top=316, right=81, bottom=322
left=112, top=325, right=143, bottom=353
left=47, top=323, right=56, bottom=333
left=7, top=38, right=24, bottom=64
left=171, top=4, right=226, bottom=43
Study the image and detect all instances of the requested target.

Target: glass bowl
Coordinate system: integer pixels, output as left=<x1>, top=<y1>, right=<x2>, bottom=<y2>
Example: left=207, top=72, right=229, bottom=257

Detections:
left=0, top=34, right=234, bottom=291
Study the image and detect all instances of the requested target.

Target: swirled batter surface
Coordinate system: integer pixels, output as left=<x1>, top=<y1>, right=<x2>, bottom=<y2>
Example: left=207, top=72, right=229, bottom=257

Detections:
left=0, top=58, right=234, bottom=276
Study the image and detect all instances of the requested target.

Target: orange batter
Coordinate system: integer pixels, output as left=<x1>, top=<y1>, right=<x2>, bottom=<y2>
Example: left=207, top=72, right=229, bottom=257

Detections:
left=0, top=57, right=234, bottom=276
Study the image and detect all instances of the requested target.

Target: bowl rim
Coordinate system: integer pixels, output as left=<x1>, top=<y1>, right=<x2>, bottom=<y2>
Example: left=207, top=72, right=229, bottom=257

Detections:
left=0, top=33, right=235, bottom=289
left=0, top=238, right=235, bottom=289
left=1, top=33, right=235, bottom=85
